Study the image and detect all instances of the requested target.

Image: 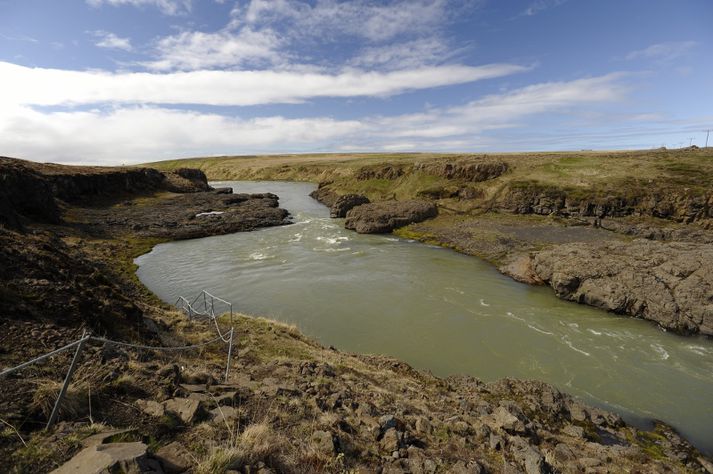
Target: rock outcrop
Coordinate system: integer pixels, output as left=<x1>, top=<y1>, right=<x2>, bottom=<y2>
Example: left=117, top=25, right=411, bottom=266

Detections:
left=329, top=193, right=370, bottom=218
left=356, top=164, right=406, bottom=180
left=355, top=157, right=508, bottom=183
left=528, top=239, right=713, bottom=335
left=417, top=158, right=508, bottom=182
left=345, top=200, right=438, bottom=233
left=51, top=442, right=162, bottom=474
left=0, top=156, right=211, bottom=230
left=309, top=183, right=338, bottom=208
left=499, top=181, right=713, bottom=223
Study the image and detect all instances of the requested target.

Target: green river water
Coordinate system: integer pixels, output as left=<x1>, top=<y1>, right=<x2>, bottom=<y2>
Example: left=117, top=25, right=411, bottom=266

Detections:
left=135, top=181, right=713, bottom=454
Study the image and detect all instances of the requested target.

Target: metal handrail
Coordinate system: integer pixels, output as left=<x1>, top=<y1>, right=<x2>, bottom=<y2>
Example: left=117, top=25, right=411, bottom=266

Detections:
left=0, top=289, right=238, bottom=430
left=175, top=290, right=233, bottom=325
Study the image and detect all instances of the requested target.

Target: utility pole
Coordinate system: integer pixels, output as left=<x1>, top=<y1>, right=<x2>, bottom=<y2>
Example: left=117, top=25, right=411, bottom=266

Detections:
left=689, top=137, right=694, bottom=147
left=706, top=130, right=710, bottom=148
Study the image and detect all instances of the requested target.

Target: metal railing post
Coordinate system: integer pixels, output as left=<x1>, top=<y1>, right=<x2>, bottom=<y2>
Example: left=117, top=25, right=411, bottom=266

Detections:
left=224, top=328, right=234, bottom=382
left=47, top=330, right=87, bottom=430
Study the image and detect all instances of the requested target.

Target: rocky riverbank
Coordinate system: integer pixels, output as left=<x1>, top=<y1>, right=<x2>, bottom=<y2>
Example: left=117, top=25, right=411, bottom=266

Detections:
left=2, top=156, right=711, bottom=473
left=299, top=150, right=713, bottom=337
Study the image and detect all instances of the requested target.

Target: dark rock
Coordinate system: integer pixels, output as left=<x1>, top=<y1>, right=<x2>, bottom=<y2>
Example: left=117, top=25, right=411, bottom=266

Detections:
left=310, top=183, right=339, bottom=208
left=156, top=441, right=192, bottom=474
left=345, top=200, right=438, bottom=233
left=357, top=164, right=406, bottom=181
left=417, top=159, right=508, bottom=182
left=330, top=194, right=370, bottom=218
left=531, top=239, right=713, bottom=336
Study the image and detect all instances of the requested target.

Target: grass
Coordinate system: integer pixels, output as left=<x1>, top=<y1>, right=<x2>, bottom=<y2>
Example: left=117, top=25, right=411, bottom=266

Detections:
left=145, top=148, right=713, bottom=223
left=146, top=148, right=713, bottom=189
left=194, top=422, right=287, bottom=474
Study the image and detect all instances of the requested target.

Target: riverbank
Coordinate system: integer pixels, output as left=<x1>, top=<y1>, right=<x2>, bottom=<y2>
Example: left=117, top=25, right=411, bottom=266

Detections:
left=1, top=156, right=711, bottom=472
left=148, top=148, right=713, bottom=336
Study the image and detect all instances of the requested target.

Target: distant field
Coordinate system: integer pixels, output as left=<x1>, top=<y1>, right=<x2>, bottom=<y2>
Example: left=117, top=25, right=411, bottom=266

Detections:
left=146, top=148, right=713, bottom=200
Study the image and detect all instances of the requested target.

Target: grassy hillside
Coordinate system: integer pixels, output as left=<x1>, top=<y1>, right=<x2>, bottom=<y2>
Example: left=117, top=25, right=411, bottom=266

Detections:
left=147, top=148, right=713, bottom=220
left=147, top=148, right=713, bottom=190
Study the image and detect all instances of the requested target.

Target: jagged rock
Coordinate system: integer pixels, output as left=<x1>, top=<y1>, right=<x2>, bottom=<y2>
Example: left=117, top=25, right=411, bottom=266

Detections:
left=311, top=430, right=336, bottom=455
left=309, top=184, right=338, bottom=208
left=137, top=399, right=165, bottom=418
left=163, top=398, right=202, bottom=424
left=345, top=200, right=438, bottom=233
left=486, top=406, right=527, bottom=434
left=357, top=164, right=406, bottom=181
left=415, top=416, right=432, bottom=435
left=51, top=442, right=161, bottom=474
left=417, top=159, right=508, bottom=182
left=330, top=194, right=370, bottom=218
left=531, top=239, right=713, bottom=335
left=379, top=415, right=406, bottom=433
left=380, top=428, right=403, bottom=453
left=509, top=436, right=546, bottom=474
left=156, top=441, right=192, bottom=474
left=561, top=424, right=584, bottom=438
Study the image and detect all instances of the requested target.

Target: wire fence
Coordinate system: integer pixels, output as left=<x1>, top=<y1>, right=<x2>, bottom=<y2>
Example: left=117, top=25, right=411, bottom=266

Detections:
left=0, top=290, right=235, bottom=430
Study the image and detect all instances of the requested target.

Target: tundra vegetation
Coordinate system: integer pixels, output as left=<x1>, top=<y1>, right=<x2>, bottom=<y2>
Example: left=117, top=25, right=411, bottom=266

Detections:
left=1, top=153, right=712, bottom=473
left=150, top=147, right=713, bottom=337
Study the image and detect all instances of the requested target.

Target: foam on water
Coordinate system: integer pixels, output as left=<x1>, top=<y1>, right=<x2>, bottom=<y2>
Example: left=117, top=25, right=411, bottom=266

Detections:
left=136, top=180, right=713, bottom=455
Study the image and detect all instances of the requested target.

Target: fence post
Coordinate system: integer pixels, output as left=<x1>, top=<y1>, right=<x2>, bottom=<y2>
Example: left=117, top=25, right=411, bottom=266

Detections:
left=224, top=328, right=234, bottom=382
left=47, top=331, right=87, bottom=430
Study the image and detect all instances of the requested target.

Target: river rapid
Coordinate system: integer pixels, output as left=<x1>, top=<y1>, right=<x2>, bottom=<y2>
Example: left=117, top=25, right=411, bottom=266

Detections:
left=136, top=181, right=713, bottom=454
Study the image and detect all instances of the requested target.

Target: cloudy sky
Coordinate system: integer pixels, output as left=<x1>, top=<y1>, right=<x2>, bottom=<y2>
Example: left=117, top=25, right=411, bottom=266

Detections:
left=1, top=0, right=711, bottom=164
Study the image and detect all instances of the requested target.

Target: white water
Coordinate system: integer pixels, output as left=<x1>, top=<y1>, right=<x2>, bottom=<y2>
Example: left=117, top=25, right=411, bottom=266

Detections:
left=136, top=181, right=713, bottom=454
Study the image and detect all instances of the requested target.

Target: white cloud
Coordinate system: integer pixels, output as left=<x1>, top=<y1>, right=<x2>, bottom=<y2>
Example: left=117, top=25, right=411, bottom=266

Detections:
left=144, top=28, right=284, bottom=71
left=625, top=41, right=697, bottom=62
left=374, top=74, right=628, bottom=138
left=350, top=37, right=457, bottom=69
left=86, top=0, right=191, bottom=15
left=522, top=0, right=569, bottom=16
left=241, top=0, right=451, bottom=43
left=0, top=105, right=363, bottom=164
left=0, top=73, right=631, bottom=164
left=142, top=0, right=481, bottom=72
left=0, top=61, right=528, bottom=107
left=92, top=31, right=132, bottom=51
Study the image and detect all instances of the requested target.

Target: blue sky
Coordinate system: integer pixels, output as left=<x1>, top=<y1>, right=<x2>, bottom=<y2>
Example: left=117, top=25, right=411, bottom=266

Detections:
left=1, top=0, right=711, bottom=164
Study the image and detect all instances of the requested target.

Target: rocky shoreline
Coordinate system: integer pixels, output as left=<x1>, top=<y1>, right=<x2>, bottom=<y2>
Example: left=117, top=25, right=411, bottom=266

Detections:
left=1, top=156, right=712, bottom=472
left=306, top=152, right=713, bottom=337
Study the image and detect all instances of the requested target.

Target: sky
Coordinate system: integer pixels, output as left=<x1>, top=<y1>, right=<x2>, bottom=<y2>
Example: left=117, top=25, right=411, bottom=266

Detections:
left=0, top=0, right=711, bottom=165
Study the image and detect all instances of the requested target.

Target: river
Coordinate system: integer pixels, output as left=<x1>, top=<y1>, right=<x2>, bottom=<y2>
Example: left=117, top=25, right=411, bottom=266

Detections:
left=135, top=181, right=713, bottom=454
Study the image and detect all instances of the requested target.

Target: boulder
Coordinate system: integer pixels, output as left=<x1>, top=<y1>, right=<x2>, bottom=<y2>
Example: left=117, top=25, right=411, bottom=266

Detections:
left=330, top=194, right=370, bottom=218
left=156, top=441, right=192, bottom=474
left=379, top=428, right=403, bottom=453
left=486, top=405, right=527, bottom=434
left=137, top=399, right=165, bottom=418
left=163, top=398, right=202, bottom=424
left=51, top=442, right=161, bottom=474
left=345, top=200, right=438, bottom=233
left=311, top=430, right=336, bottom=455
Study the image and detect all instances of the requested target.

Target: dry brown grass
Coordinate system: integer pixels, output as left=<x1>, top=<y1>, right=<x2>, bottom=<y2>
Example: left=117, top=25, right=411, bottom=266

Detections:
left=195, top=422, right=287, bottom=474
left=31, top=379, right=88, bottom=420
